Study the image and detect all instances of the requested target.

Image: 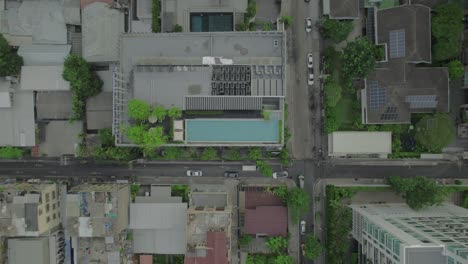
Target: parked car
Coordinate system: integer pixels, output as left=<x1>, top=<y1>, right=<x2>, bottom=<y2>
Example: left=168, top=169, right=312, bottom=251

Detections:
left=300, top=220, right=306, bottom=235
left=298, top=174, right=305, bottom=189
left=307, top=53, right=313, bottom=68
left=272, top=171, right=289, bottom=179
left=186, top=170, right=202, bottom=176
left=224, top=171, right=239, bottom=178
left=305, top=18, right=312, bottom=33
left=308, top=73, right=314, bottom=85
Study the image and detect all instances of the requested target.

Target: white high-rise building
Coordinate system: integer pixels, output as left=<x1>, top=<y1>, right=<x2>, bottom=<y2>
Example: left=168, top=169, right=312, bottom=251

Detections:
left=350, top=203, right=468, bottom=264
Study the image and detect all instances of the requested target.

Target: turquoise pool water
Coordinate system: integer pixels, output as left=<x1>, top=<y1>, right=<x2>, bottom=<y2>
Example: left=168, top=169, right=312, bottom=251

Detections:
left=186, top=119, right=279, bottom=143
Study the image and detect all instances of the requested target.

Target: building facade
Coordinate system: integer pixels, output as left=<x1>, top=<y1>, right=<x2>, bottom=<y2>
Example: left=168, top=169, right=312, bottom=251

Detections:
left=350, top=203, right=468, bottom=264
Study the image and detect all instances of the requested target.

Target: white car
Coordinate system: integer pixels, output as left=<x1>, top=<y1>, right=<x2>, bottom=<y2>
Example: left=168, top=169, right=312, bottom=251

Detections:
left=186, top=170, right=202, bottom=176
left=273, top=171, right=289, bottom=179
left=308, top=73, right=314, bottom=85
left=307, top=54, right=313, bottom=68
left=305, top=18, right=312, bottom=33
left=298, top=175, right=305, bottom=189
left=300, top=220, right=306, bottom=235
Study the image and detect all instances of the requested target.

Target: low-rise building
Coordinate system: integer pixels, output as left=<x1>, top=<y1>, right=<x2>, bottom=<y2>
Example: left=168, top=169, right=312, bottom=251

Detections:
left=328, top=131, right=392, bottom=158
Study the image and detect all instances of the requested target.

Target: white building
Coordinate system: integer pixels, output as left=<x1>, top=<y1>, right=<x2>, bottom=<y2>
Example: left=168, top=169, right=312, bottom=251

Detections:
left=328, top=131, right=392, bottom=158
left=350, top=203, right=468, bottom=264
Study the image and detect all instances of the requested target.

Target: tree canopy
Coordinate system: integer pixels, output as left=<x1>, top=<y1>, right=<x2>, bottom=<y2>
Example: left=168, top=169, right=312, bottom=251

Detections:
left=143, top=126, right=168, bottom=149
left=0, top=34, right=23, bottom=76
left=279, top=16, right=293, bottom=29
left=200, top=147, right=218, bottom=160
left=287, top=187, right=310, bottom=222
left=266, top=236, right=289, bottom=254
left=321, top=17, right=354, bottom=43
left=151, top=106, right=167, bottom=121
left=414, top=113, right=455, bottom=152
left=248, top=147, right=263, bottom=160
left=342, top=38, right=379, bottom=79
left=128, top=99, right=151, bottom=122
left=304, top=234, right=323, bottom=260
left=63, top=55, right=103, bottom=119
left=448, top=60, right=464, bottom=80
left=256, top=160, right=273, bottom=177
left=432, top=3, right=463, bottom=61
left=168, top=107, right=183, bottom=119
left=388, top=176, right=448, bottom=210
left=125, top=125, right=147, bottom=145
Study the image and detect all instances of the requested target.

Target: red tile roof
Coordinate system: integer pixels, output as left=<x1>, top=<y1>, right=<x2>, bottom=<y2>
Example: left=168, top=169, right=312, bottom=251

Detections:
left=139, top=255, right=153, bottom=264
left=184, top=231, right=228, bottom=264
left=244, top=206, right=288, bottom=237
left=245, top=191, right=285, bottom=209
left=81, top=0, right=113, bottom=9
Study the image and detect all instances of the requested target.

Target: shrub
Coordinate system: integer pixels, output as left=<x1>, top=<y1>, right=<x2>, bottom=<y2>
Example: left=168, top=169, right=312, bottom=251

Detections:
left=151, top=106, right=167, bottom=122
left=143, top=127, right=168, bottom=149
left=279, top=148, right=291, bottom=166
left=223, top=148, right=242, bottom=161
left=279, top=16, right=293, bottom=29
left=256, top=160, right=273, bottom=177
left=248, top=147, right=262, bottom=160
left=321, top=17, right=353, bottom=43
left=152, top=0, right=161, bottom=32
left=168, top=107, right=183, bottom=119
left=125, top=125, right=147, bottom=145
left=448, top=60, right=464, bottom=79
left=266, top=236, right=289, bottom=254
left=200, top=147, right=219, bottom=160
left=98, top=128, right=114, bottom=147
left=239, top=235, right=253, bottom=246
left=455, top=179, right=462, bottom=185
left=0, top=147, right=24, bottom=159
left=173, top=24, right=183, bottom=32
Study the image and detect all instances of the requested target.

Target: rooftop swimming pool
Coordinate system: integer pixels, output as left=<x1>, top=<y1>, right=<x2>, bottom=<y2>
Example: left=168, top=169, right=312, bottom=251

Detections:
left=186, top=119, right=280, bottom=143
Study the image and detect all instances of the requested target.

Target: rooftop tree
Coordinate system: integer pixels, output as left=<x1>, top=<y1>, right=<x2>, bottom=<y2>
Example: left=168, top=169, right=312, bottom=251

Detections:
left=127, top=99, right=151, bottom=122
left=0, top=34, right=23, bottom=76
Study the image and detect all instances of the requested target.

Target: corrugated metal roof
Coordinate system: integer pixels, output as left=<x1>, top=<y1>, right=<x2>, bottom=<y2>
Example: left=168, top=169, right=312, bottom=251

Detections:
left=244, top=206, right=288, bottom=237
left=0, top=91, right=35, bottom=146
left=244, top=191, right=285, bottom=209
left=140, top=255, right=153, bottom=264
left=20, top=66, right=70, bottom=91
left=184, top=231, right=228, bottom=264
left=36, top=92, right=73, bottom=120
left=329, top=131, right=392, bottom=156
left=82, top=2, right=124, bottom=62
left=185, top=96, right=263, bottom=111
left=18, top=44, right=71, bottom=66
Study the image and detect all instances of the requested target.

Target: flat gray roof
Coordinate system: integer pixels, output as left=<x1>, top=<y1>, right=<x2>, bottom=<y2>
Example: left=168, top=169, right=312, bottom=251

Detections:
left=18, top=44, right=71, bottom=66
left=329, top=0, right=359, bottom=19
left=120, top=32, right=284, bottom=75
left=86, top=92, right=113, bottom=130
left=133, top=66, right=212, bottom=108
left=8, top=237, right=49, bottom=264
left=36, top=91, right=73, bottom=120
left=406, top=247, right=447, bottom=264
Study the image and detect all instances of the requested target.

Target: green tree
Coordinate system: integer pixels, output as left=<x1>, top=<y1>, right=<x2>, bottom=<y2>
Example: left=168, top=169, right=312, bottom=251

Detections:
left=168, top=107, right=183, bottom=119
left=304, top=234, right=323, bottom=260
left=143, top=127, right=167, bottom=149
left=279, top=16, right=293, bottom=29
left=128, top=99, right=151, bottom=122
left=273, top=255, right=293, bottom=264
left=287, top=187, right=310, bottom=222
left=266, top=236, right=289, bottom=254
left=162, top=147, right=182, bottom=160
left=63, top=55, right=103, bottom=120
left=448, top=60, right=464, bottom=79
left=0, top=34, right=23, bottom=76
left=263, top=22, right=271, bottom=31
left=321, top=17, right=353, bottom=43
left=261, top=110, right=271, bottom=120
left=324, top=107, right=339, bottom=133
left=200, top=147, right=218, bottom=160
left=256, top=160, right=273, bottom=177
left=388, top=176, right=449, bottom=210
left=98, top=128, right=114, bottom=147
left=272, top=185, right=289, bottom=201
left=248, top=147, right=262, bottom=160
left=125, top=125, right=147, bottom=144
left=173, top=24, right=183, bottom=32
left=324, top=76, right=342, bottom=107
left=245, top=0, right=257, bottom=21
left=151, top=106, right=167, bottom=121
left=414, top=113, right=455, bottom=152
left=431, top=3, right=463, bottom=61
left=239, top=235, right=253, bottom=246
left=342, top=38, right=379, bottom=79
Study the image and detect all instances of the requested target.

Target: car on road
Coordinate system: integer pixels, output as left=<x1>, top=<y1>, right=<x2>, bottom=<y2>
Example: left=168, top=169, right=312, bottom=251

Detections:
left=300, top=220, right=306, bottom=235
left=298, top=174, right=305, bottom=189
left=305, top=18, right=312, bottom=33
left=186, top=170, right=202, bottom=176
left=272, top=171, right=289, bottom=179
left=307, top=54, right=313, bottom=68
left=224, top=171, right=239, bottom=178
left=304, top=0, right=310, bottom=3
left=308, top=73, right=314, bottom=85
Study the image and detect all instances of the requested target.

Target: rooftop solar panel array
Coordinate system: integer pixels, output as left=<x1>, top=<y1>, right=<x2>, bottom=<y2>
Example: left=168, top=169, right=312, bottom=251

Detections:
left=369, top=80, right=387, bottom=110
left=380, top=106, right=398, bottom=121
left=389, top=29, right=406, bottom=59
left=405, top=95, right=437, bottom=109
